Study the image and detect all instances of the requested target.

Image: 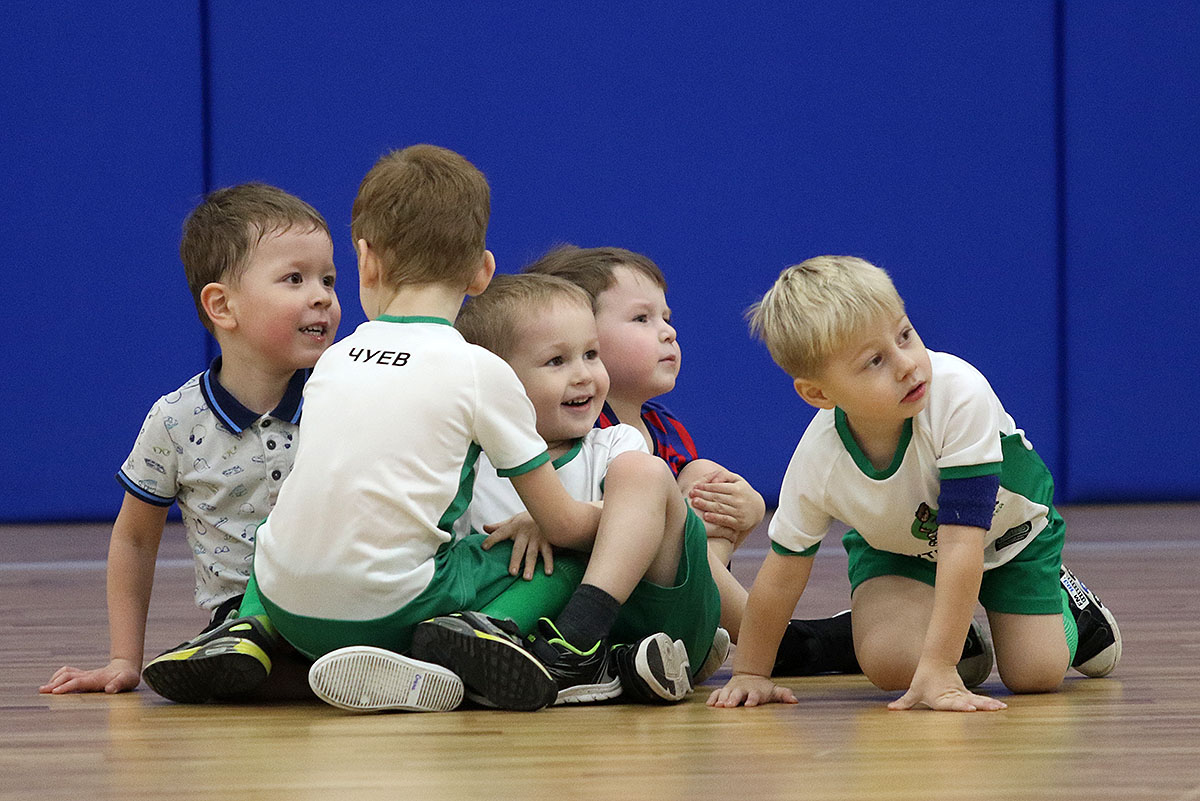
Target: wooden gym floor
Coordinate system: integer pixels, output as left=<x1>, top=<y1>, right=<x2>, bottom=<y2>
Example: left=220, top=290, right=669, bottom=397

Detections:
left=2, top=504, right=1198, bottom=801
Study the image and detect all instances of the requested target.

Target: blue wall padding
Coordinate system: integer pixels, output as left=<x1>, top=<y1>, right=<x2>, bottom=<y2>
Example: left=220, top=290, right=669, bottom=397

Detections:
left=2, top=2, right=1195, bottom=521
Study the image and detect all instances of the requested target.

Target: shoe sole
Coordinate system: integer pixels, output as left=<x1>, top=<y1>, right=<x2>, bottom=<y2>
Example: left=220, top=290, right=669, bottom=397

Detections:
left=956, top=620, right=995, bottom=689
left=308, top=646, right=464, bottom=712
left=692, top=626, right=731, bottom=686
left=411, top=619, right=557, bottom=711
left=1073, top=602, right=1123, bottom=678
left=142, top=637, right=271, bottom=703
left=554, top=675, right=623, bottom=705
left=627, top=633, right=692, bottom=703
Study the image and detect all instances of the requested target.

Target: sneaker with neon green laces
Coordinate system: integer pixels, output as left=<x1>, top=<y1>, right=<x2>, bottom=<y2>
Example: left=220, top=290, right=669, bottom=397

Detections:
left=527, top=618, right=622, bottom=705
left=142, top=616, right=275, bottom=703
left=410, top=612, right=557, bottom=711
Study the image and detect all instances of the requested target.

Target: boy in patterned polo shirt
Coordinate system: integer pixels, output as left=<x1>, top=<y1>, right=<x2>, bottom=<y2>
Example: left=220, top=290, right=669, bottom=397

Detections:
left=41, top=183, right=340, bottom=697
left=708, top=255, right=1121, bottom=713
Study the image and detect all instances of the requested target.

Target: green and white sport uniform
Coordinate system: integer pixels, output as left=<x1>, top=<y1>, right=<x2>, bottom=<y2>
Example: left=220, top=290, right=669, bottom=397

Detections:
left=770, top=350, right=1065, bottom=616
left=251, top=316, right=563, bottom=658
left=464, top=426, right=722, bottom=671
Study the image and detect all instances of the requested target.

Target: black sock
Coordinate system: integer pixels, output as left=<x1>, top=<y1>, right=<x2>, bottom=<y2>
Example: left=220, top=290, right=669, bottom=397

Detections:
left=553, top=583, right=620, bottom=650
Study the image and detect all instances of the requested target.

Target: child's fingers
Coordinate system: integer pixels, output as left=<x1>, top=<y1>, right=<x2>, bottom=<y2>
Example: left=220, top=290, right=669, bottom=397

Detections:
left=887, top=691, right=920, bottom=711
left=520, top=538, right=544, bottom=580
left=707, top=686, right=746, bottom=707
left=702, top=511, right=741, bottom=530
left=772, top=686, right=799, bottom=704
left=967, top=692, right=1006, bottom=711
left=509, top=534, right=528, bottom=575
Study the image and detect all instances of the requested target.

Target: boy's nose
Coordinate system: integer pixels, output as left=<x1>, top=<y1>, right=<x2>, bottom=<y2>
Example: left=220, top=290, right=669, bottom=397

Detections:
left=661, top=322, right=676, bottom=342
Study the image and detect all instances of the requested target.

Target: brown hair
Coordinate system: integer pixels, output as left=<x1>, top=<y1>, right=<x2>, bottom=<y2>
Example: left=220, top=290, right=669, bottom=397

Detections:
left=456, top=273, right=593, bottom=360
left=180, top=182, right=329, bottom=333
left=351, top=144, right=490, bottom=289
left=522, top=245, right=666, bottom=307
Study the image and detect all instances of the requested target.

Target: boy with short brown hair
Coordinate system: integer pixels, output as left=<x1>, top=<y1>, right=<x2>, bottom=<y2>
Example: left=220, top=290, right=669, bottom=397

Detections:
left=41, top=183, right=340, bottom=697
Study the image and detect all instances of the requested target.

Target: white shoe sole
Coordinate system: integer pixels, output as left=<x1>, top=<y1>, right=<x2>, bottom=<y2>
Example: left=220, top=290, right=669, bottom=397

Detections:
left=308, top=646, right=464, bottom=712
left=554, top=677, right=623, bottom=705
left=692, top=626, right=731, bottom=685
left=1075, top=604, right=1123, bottom=678
left=632, top=633, right=692, bottom=702
left=956, top=620, right=995, bottom=689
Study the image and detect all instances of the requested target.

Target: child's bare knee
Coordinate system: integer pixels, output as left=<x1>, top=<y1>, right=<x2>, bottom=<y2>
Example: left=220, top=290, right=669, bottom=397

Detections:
left=859, top=653, right=915, bottom=692
left=608, top=450, right=673, bottom=488
left=997, top=658, right=1066, bottom=694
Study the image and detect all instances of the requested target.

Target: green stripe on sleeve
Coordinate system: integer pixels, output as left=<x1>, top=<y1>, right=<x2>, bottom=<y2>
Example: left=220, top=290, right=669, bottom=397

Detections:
left=771, top=540, right=820, bottom=557
left=940, top=462, right=1002, bottom=480
left=496, top=451, right=551, bottom=477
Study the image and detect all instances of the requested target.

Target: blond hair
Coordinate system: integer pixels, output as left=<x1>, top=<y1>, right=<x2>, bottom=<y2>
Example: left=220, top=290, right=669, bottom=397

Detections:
left=180, top=182, right=329, bottom=333
left=523, top=245, right=666, bottom=306
left=351, top=144, right=490, bottom=289
left=456, top=273, right=593, bottom=360
left=747, top=256, right=905, bottom=378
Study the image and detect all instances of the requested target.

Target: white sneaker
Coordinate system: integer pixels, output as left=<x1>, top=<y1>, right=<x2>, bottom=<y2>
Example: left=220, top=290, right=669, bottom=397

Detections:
left=691, top=626, right=732, bottom=685
left=308, top=645, right=464, bottom=712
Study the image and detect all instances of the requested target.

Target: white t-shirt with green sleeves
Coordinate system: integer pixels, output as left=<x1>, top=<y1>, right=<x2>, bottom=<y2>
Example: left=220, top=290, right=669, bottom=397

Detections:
left=254, top=316, right=549, bottom=621
left=461, top=424, right=648, bottom=534
left=770, top=350, right=1051, bottom=569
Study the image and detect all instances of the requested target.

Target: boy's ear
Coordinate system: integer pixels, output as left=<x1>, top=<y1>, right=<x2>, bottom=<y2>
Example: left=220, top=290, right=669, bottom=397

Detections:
left=356, top=238, right=380, bottom=289
left=200, top=282, right=237, bottom=332
left=793, top=377, right=835, bottom=410
left=465, top=250, right=497, bottom=297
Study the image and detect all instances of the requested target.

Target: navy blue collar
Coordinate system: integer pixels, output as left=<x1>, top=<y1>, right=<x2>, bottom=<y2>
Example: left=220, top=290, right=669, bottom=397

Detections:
left=199, top=356, right=308, bottom=433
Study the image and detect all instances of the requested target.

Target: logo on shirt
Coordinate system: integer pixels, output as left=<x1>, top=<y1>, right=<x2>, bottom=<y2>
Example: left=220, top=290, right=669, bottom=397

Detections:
left=994, top=522, right=1031, bottom=550
left=911, top=502, right=939, bottom=547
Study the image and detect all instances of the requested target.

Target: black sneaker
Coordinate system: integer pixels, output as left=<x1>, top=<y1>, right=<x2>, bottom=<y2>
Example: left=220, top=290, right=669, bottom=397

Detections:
left=956, top=619, right=995, bottom=689
left=1060, top=565, right=1122, bottom=677
left=527, top=618, right=622, bottom=705
left=142, top=616, right=276, bottom=703
left=611, top=633, right=692, bottom=704
left=410, top=612, right=557, bottom=711
left=773, top=610, right=859, bottom=676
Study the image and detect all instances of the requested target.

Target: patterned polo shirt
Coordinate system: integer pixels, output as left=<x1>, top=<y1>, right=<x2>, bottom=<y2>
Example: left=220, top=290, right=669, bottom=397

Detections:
left=596, top=399, right=698, bottom=477
left=116, top=357, right=306, bottom=609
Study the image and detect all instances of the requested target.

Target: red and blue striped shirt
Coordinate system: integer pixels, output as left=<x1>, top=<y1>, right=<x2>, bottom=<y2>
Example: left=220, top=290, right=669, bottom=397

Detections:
left=595, top=399, right=698, bottom=477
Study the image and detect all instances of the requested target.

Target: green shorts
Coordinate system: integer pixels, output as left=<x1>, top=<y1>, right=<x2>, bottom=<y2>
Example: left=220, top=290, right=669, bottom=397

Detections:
left=257, top=533, right=581, bottom=659
left=842, top=506, right=1066, bottom=616
left=610, top=507, right=722, bottom=671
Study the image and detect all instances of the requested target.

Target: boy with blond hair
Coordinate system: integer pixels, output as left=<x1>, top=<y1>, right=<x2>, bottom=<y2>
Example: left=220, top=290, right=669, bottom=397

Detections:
left=709, top=255, right=1121, bottom=712
left=454, top=273, right=723, bottom=703
left=41, top=183, right=340, bottom=698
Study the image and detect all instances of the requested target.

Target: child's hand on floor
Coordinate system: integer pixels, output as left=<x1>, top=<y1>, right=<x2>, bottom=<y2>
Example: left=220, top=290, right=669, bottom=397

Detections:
left=887, top=661, right=1007, bottom=713
left=40, top=658, right=141, bottom=694
left=707, top=673, right=798, bottom=708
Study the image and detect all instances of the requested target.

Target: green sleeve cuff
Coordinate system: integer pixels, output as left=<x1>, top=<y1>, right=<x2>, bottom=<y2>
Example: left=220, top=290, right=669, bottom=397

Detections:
left=496, top=451, right=551, bottom=477
left=771, top=540, right=820, bottom=557
left=939, top=461, right=1002, bottom=480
